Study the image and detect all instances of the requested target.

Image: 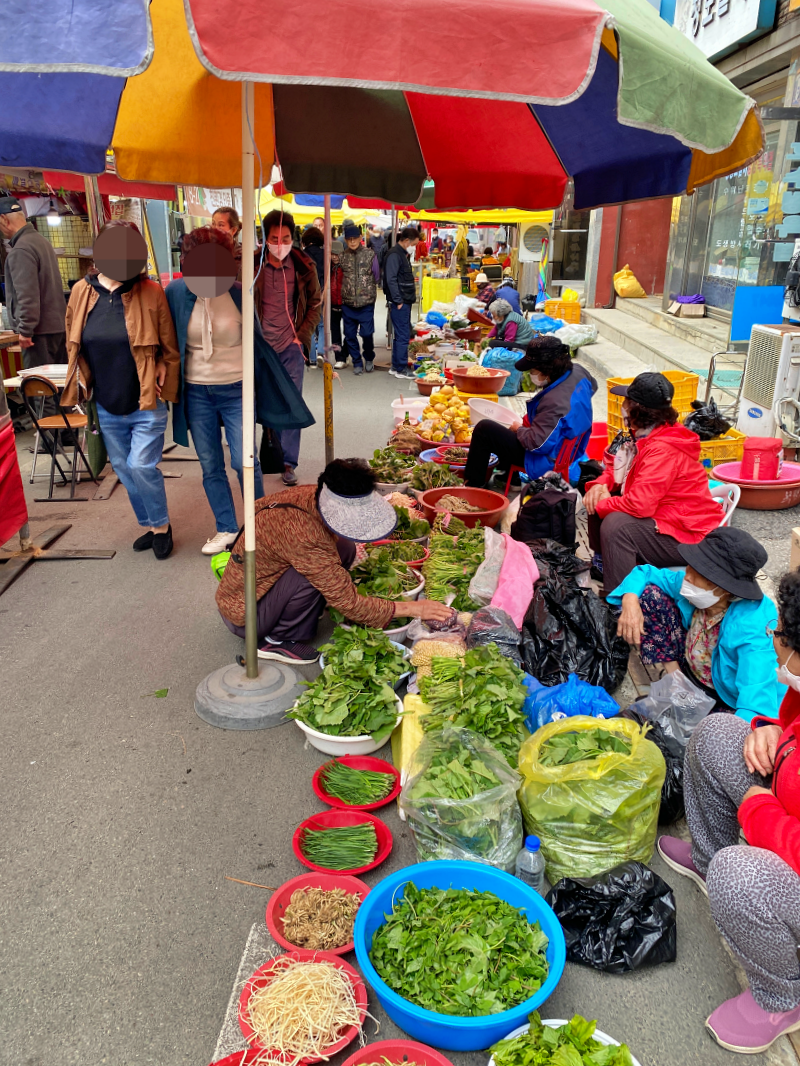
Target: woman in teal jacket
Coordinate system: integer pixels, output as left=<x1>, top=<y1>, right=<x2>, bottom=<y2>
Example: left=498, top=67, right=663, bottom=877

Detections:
left=609, top=527, right=780, bottom=723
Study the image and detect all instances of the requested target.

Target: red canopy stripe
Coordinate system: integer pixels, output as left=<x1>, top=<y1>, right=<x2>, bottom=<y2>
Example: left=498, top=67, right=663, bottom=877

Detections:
left=43, top=171, right=176, bottom=201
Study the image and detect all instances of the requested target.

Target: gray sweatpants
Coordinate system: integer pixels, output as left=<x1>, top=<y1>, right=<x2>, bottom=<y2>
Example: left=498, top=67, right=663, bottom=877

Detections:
left=685, top=715, right=800, bottom=1011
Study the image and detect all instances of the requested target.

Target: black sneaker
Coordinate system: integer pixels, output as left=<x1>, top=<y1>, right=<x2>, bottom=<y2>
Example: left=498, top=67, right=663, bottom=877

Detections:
left=133, top=530, right=155, bottom=552
left=282, top=465, right=298, bottom=486
left=257, top=640, right=320, bottom=665
left=152, top=525, right=173, bottom=560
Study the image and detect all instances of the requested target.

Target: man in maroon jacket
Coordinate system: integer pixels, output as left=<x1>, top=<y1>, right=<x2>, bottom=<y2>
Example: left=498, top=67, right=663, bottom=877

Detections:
left=658, top=569, right=800, bottom=1055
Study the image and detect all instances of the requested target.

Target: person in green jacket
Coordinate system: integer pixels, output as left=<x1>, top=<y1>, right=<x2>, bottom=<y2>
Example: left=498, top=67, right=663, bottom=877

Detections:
left=487, top=298, right=535, bottom=350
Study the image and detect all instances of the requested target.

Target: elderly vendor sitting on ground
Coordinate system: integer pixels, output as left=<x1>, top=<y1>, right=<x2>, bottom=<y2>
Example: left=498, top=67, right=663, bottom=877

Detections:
left=486, top=298, right=535, bottom=349
left=609, top=526, right=780, bottom=723
left=215, top=459, right=452, bottom=664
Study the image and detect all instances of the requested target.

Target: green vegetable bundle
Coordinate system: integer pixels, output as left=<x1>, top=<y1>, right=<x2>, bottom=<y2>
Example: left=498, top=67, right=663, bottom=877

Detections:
left=410, top=462, right=461, bottom=491
left=320, top=759, right=396, bottom=805
left=539, top=728, right=632, bottom=767
left=368, top=541, right=424, bottom=565
left=391, top=505, right=431, bottom=541
left=419, top=644, right=529, bottom=766
left=422, top=528, right=484, bottom=610
left=299, top=822, right=378, bottom=870
left=369, top=447, right=413, bottom=484
left=401, top=727, right=523, bottom=870
left=370, top=883, right=549, bottom=1016
left=491, top=1012, right=634, bottom=1066
left=350, top=549, right=421, bottom=600
left=287, top=626, right=406, bottom=743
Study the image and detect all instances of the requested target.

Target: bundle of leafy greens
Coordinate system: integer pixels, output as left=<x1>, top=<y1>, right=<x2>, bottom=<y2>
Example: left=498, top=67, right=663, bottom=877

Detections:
left=391, top=505, right=431, bottom=541
left=350, top=549, right=421, bottom=599
left=539, top=729, right=632, bottom=768
left=410, top=461, right=461, bottom=491
left=408, top=741, right=502, bottom=801
left=419, top=644, right=529, bottom=765
left=422, top=528, right=485, bottom=610
left=490, top=1011, right=634, bottom=1066
left=367, top=541, right=424, bottom=565
left=287, top=626, right=406, bottom=742
left=369, top=447, right=413, bottom=484
left=370, top=884, right=549, bottom=1016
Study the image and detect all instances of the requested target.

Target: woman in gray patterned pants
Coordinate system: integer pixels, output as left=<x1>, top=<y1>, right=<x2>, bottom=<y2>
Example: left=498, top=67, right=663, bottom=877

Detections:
left=658, top=571, right=800, bottom=1055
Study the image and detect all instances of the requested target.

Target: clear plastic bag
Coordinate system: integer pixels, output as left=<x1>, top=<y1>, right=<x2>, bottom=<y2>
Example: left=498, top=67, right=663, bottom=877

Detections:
left=407, top=615, right=468, bottom=645
left=554, top=323, right=597, bottom=350
left=399, top=726, right=523, bottom=871
left=468, top=527, right=506, bottom=605
left=518, top=716, right=666, bottom=883
left=628, top=671, right=715, bottom=748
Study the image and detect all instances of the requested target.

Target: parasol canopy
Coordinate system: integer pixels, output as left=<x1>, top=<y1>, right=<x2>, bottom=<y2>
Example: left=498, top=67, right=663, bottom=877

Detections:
left=1, top=0, right=762, bottom=209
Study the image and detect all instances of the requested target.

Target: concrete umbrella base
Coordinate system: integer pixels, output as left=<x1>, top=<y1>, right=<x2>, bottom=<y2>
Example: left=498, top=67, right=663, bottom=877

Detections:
left=195, top=660, right=303, bottom=730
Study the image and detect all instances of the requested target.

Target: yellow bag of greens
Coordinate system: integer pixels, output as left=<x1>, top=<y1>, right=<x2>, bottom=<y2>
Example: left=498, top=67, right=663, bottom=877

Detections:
left=518, top=715, right=665, bottom=883
left=613, top=265, right=647, bottom=299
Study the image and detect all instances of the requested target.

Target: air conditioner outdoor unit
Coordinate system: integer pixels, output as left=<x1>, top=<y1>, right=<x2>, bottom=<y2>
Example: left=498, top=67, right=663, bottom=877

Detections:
left=518, top=222, right=550, bottom=263
left=737, top=324, right=800, bottom=439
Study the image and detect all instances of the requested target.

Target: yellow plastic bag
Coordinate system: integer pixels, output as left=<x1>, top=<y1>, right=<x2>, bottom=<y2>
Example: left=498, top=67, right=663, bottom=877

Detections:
left=613, top=265, right=646, bottom=299
left=518, top=716, right=665, bottom=883
left=391, top=694, right=431, bottom=789
left=561, top=288, right=580, bottom=303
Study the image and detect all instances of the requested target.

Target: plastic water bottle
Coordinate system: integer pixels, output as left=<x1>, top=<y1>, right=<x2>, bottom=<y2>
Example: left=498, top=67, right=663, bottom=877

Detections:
left=515, top=835, right=546, bottom=894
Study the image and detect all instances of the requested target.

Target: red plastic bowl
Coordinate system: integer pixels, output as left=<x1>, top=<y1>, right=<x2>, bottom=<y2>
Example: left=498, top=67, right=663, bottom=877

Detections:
left=369, top=539, right=430, bottom=569
left=209, top=1053, right=265, bottom=1066
left=238, top=950, right=367, bottom=1061
left=266, top=872, right=370, bottom=954
left=312, top=755, right=402, bottom=811
left=713, top=460, right=800, bottom=510
left=419, top=486, right=509, bottom=528
left=451, top=367, right=510, bottom=395
left=292, top=809, right=392, bottom=875
left=341, top=1040, right=457, bottom=1066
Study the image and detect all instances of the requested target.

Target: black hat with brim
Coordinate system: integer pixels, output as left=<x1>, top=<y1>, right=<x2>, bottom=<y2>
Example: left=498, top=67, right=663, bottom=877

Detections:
left=677, top=527, right=766, bottom=601
left=609, top=371, right=674, bottom=409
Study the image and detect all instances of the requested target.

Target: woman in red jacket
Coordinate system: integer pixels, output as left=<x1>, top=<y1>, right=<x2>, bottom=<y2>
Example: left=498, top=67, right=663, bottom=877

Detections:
left=658, top=569, right=800, bottom=1054
left=583, top=372, right=722, bottom=595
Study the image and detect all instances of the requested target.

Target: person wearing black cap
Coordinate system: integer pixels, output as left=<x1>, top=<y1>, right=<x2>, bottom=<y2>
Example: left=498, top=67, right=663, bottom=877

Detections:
left=463, top=336, right=596, bottom=488
left=583, top=371, right=723, bottom=594
left=607, top=526, right=780, bottom=721
left=340, top=222, right=379, bottom=376
left=0, top=196, right=67, bottom=368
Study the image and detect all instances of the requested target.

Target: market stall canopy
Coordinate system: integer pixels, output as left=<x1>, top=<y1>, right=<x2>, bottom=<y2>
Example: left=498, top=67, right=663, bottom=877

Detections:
left=0, top=0, right=762, bottom=209
left=257, top=192, right=368, bottom=227
left=43, top=171, right=177, bottom=202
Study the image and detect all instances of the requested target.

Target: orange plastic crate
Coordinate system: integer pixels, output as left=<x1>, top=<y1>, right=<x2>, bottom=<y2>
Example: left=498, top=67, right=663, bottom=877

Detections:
left=699, top=427, right=746, bottom=468
left=607, top=370, right=699, bottom=438
left=544, top=299, right=582, bottom=324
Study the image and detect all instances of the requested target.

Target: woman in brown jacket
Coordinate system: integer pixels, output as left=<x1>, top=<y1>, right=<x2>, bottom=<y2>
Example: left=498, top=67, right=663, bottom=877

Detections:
left=63, top=221, right=181, bottom=559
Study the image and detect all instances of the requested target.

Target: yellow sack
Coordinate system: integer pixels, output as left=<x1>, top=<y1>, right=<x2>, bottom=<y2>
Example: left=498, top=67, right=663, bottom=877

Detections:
left=561, top=288, right=580, bottom=303
left=518, top=716, right=665, bottom=883
left=613, top=265, right=646, bottom=299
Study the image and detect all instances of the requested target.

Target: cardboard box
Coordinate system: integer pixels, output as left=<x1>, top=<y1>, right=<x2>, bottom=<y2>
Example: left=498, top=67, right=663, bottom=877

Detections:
left=792, top=527, right=800, bottom=571
left=667, top=300, right=705, bottom=318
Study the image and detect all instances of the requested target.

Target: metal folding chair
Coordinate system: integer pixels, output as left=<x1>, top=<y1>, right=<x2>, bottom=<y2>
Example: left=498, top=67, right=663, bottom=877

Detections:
left=20, top=375, right=97, bottom=501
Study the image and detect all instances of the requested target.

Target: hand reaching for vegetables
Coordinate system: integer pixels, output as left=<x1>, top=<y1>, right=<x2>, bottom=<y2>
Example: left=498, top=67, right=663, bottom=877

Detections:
left=394, top=599, right=455, bottom=624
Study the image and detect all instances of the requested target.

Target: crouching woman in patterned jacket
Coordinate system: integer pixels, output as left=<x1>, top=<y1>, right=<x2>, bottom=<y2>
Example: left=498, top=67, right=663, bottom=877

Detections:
left=658, top=569, right=800, bottom=1054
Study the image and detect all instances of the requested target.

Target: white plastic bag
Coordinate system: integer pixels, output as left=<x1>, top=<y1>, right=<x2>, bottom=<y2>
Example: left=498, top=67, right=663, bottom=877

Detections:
left=454, top=294, right=484, bottom=316
left=468, top=526, right=506, bottom=605
left=628, top=671, right=715, bottom=748
left=554, top=323, right=598, bottom=350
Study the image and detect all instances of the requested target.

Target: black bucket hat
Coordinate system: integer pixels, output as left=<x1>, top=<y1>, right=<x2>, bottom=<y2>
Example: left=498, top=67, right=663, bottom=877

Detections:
left=678, top=527, right=766, bottom=601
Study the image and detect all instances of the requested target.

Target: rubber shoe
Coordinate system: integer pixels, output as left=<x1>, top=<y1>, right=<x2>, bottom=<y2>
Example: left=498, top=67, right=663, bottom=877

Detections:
left=334, top=360, right=346, bottom=369
left=365, top=360, right=374, bottom=373
left=201, top=531, right=238, bottom=556
left=152, top=525, right=174, bottom=560
left=282, top=465, right=298, bottom=486
left=657, top=836, right=708, bottom=895
left=257, top=640, right=320, bottom=665
left=707, top=990, right=800, bottom=1053
left=353, top=365, right=363, bottom=376
left=133, top=530, right=155, bottom=552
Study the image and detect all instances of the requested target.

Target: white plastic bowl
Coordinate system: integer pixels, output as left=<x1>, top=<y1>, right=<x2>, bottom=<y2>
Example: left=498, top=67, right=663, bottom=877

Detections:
left=292, top=696, right=404, bottom=755
left=383, top=620, right=412, bottom=641
left=487, top=1021, right=641, bottom=1066
left=401, top=573, right=425, bottom=601
left=468, top=396, right=520, bottom=427
left=392, top=398, right=427, bottom=425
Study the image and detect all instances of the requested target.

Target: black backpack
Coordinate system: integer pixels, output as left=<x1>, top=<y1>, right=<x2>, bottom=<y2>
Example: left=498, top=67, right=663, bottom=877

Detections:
left=511, top=482, right=576, bottom=549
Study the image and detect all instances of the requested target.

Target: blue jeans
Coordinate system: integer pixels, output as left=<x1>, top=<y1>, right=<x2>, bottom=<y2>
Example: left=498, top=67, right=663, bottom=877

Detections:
left=342, top=304, right=375, bottom=368
left=185, top=381, right=264, bottom=533
left=275, top=341, right=305, bottom=468
left=97, top=400, right=170, bottom=527
left=389, top=302, right=412, bottom=372
left=309, top=319, right=325, bottom=363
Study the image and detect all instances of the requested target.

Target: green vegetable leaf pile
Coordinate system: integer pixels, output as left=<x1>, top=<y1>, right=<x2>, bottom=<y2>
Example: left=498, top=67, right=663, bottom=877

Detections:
left=419, top=644, right=529, bottom=766
left=408, top=742, right=501, bottom=801
left=491, top=1011, right=634, bottom=1066
left=367, top=541, right=424, bottom=565
left=410, top=461, right=462, bottom=491
left=539, top=729, right=632, bottom=768
left=350, top=549, right=421, bottom=600
left=370, top=884, right=549, bottom=1016
left=391, top=505, right=431, bottom=541
left=422, top=528, right=485, bottom=610
left=287, top=626, right=406, bottom=743
left=369, top=447, right=414, bottom=484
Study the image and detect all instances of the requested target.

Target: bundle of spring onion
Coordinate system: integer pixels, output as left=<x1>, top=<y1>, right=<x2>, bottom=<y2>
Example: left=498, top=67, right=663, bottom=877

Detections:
left=299, top=822, right=379, bottom=870
left=243, top=955, right=363, bottom=1064
left=422, top=528, right=485, bottom=610
left=320, top=759, right=396, bottom=805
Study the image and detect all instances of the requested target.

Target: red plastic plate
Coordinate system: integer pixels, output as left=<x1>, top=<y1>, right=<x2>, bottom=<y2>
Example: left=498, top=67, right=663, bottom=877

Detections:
left=265, top=872, right=370, bottom=955
left=292, top=809, right=392, bottom=875
left=312, top=755, right=402, bottom=811
left=341, top=1039, right=457, bottom=1066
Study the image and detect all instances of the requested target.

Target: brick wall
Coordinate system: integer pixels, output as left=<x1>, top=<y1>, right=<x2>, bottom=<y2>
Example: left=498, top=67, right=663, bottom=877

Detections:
left=777, top=0, right=800, bottom=30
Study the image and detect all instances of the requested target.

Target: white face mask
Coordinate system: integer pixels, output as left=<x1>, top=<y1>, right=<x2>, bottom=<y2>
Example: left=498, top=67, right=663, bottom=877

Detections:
left=268, top=242, right=292, bottom=261
left=680, top=579, right=721, bottom=610
left=777, top=650, right=800, bottom=691
left=530, top=372, right=547, bottom=389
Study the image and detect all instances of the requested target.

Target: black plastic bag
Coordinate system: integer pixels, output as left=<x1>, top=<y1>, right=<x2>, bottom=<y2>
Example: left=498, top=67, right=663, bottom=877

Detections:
left=259, top=427, right=285, bottom=474
left=621, top=708, right=685, bottom=824
left=684, top=398, right=732, bottom=442
left=466, top=606, right=522, bottom=665
left=522, top=568, right=629, bottom=692
left=547, top=861, right=677, bottom=973
left=526, top=538, right=591, bottom=584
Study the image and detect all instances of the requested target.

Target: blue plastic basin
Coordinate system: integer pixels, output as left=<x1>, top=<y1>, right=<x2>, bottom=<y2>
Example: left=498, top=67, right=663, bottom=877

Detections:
left=353, top=860, right=566, bottom=1051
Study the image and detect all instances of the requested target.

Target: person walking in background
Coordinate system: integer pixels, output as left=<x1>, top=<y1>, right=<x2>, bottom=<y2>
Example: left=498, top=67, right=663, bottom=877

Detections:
left=167, top=225, right=313, bottom=554
left=211, top=206, right=241, bottom=245
left=429, top=227, right=443, bottom=253
left=383, top=226, right=419, bottom=380
left=62, top=220, right=180, bottom=558
left=415, top=230, right=429, bottom=258
left=301, top=226, right=326, bottom=368
left=330, top=239, right=350, bottom=369
left=312, top=217, right=325, bottom=233
left=255, top=209, right=321, bottom=486
left=0, top=196, right=67, bottom=368
left=340, top=221, right=379, bottom=377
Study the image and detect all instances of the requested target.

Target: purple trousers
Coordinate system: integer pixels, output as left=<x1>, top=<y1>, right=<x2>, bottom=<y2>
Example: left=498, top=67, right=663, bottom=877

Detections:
left=222, top=538, right=356, bottom=643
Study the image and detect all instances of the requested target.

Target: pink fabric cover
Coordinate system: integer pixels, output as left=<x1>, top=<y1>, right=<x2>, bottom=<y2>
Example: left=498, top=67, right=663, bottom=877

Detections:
left=491, top=534, right=538, bottom=628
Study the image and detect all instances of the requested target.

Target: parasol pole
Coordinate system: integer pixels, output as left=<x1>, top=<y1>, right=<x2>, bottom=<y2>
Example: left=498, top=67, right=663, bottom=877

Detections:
left=241, top=80, right=258, bottom=679
left=323, top=193, right=334, bottom=465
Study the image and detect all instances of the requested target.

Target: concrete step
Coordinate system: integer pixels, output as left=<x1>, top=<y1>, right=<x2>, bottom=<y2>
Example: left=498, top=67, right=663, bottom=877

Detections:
left=582, top=306, right=719, bottom=377
left=575, top=336, right=645, bottom=384
left=612, top=295, right=730, bottom=355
